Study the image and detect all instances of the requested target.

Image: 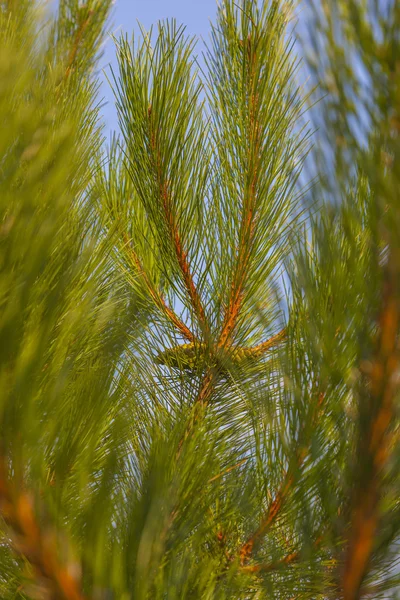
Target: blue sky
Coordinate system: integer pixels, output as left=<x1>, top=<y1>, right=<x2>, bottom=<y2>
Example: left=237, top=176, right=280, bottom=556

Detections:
left=99, top=0, right=217, bottom=135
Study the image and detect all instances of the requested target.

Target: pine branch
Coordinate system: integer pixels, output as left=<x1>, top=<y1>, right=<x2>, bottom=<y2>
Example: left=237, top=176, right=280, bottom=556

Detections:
left=64, top=9, right=94, bottom=78
left=0, top=457, right=86, bottom=600
left=122, top=233, right=195, bottom=342
left=206, top=0, right=306, bottom=353
left=218, top=39, right=262, bottom=349
left=112, top=25, right=212, bottom=342
left=239, top=470, right=293, bottom=564
left=239, top=388, right=325, bottom=564
left=342, top=254, right=400, bottom=600
left=147, top=107, right=209, bottom=336
left=55, top=0, right=113, bottom=87
left=240, top=533, right=323, bottom=575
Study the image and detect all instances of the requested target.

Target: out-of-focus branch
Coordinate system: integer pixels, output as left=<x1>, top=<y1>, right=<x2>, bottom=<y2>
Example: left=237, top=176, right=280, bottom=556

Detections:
left=208, top=459, right=247, bottom=483
left=0, top=457, right=86, bottom=600
left=342, top=255, right=399, bottom=600
left=240, top=534, right=323, bottom=574
left=64, top=10, right=94, bottom=79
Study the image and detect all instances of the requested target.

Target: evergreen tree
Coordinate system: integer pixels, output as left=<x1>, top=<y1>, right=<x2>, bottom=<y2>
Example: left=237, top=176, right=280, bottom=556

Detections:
left=0, top=0, right=399, bottom=598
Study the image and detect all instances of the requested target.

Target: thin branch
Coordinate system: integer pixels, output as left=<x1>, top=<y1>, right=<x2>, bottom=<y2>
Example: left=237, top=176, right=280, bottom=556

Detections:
left=0, top=457, right=86, bottom=600
left=239, top=386, right=326, bottom=564
left=147, top=107, right=209, bottom=336
left=245, top=328, right=287, bottom=358
left=342, top=256, right=399, bottom=600
left=240, top=533, right=323, bottom=574
left=64, top=10, right=94, bottom=79
left=219, top=49, right=261, bottom=349
left=240, top=548, right=299, bottom=574
left=122, top=233, right=195, bottom=342
left=240, top=471, right=293, bottom=564
left=208, top=459, right=247, bottom=483
left=161, top=180, right=208, bottom=329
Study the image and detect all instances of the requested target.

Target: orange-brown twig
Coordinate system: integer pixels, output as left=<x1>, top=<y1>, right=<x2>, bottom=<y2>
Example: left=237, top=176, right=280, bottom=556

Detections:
left=239, top=385, right=326, bottom=564
left=240, top=548, right=299, bottom=574
left=0, top=458, right=86, bottom=600
left=64, top=10, right=94, bottom=79
left=122, top=233, right=195, bottom=342
left=218, top=169, right=259, bottom=349
left=218, top=57, right=261, bottom=350
left=240, top=533, right=323, bottom=575
left=161, top=180, right=208, bottom=330
left=208, top=459, right=247, bottom=484
left=240, top=471, right=294, bottom=564
left=342, top=259, right=399, bottom=600
left=249, top=328, right=287, bottom=357
left=147, top=107, right=209, bottom=336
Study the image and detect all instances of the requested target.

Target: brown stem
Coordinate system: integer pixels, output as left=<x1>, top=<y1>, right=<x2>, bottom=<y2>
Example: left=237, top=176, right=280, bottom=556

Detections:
left=240, top=534, right=323, bottom=574
left=240, top=471, right=294, bottom=564
left=122, top=233, right=195, bottom=342
left=64, top=10, right=94, bottom=79
left=240, top=548, right=299, bottom=574
left=219, top=83, right=261, bottom=349
left=161, top=180, right=207, bottom=330
left=208, top=459, right=247, bottom=484
left=0, top=458, right=86, bottom=600
left=239, top=387, right=326, bottom=564
left=218, top=189, right=258, bottom=349
left=342, top=258, right=399, bottom=600
left=238, top=328, right=287, bottom=359
left=147, top=108, right=209, bottom=337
